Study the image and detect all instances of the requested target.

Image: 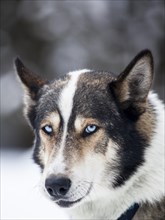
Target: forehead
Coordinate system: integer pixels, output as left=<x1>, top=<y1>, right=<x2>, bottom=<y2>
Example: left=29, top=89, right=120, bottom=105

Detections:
left=37, top=70, right=116, bottom=123
left=73, top=72, right=116, bottom=117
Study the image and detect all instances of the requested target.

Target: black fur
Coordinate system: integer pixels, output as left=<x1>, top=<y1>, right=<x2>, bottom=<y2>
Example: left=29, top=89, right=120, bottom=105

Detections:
left=15, top=50, right=154, bottom=186
left=69, top=71, right=149, bottom=187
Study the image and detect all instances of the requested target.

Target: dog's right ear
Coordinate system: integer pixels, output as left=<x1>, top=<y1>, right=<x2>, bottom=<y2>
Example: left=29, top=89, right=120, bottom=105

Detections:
left=15, top=58, right=47, bottom=127
left=15, top=58, right=47, bottom=100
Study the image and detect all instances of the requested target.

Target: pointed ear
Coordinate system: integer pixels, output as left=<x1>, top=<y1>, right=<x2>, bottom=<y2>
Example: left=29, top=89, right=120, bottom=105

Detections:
left=111, top=49, right=153, bottom=119
left=15, top=58, right=47, bottom=100
left=15, top=58, right=48, bottom=127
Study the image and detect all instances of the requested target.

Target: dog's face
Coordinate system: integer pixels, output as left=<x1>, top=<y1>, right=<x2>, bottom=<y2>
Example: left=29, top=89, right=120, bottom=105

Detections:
left=15, top=50, right=154, bottom=208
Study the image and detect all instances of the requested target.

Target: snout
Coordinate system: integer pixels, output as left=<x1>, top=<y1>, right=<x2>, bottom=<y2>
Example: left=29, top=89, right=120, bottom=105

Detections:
left=45, top=174, right=92, bottom=208
left=45, top=174, right=71, bottom=199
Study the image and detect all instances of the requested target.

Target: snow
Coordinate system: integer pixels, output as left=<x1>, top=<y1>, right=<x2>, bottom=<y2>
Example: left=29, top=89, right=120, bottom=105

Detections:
left=1, top=149, right=69, bottom=220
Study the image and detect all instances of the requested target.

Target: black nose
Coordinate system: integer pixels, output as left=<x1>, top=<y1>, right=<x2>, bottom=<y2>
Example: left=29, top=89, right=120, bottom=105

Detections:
left=45, top=175, right=71, bottom=198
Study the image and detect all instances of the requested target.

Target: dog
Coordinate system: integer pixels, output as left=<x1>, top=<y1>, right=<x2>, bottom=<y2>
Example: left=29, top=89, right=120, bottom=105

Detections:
left=15, top=49, right=164, bottom=220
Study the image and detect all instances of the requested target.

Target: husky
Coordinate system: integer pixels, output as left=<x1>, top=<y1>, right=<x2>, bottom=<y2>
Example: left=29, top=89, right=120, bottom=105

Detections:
left=15, top=50, right=164, bottom=220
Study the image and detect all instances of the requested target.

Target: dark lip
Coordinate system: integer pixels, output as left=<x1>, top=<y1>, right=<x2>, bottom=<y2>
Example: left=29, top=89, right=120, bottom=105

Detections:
left=56, top=184, right=92, bottom=208
left=56, top=197, right=83, bottom=208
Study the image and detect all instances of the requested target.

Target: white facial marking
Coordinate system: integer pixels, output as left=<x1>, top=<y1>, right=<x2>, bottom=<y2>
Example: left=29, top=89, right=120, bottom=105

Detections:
left=48, top=69, right=91, bottom=174
left=59, top=69, right=90, bottom=137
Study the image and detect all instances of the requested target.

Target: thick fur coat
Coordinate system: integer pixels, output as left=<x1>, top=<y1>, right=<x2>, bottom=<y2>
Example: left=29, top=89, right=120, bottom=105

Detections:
left=15, top=50, right=164, bottom=219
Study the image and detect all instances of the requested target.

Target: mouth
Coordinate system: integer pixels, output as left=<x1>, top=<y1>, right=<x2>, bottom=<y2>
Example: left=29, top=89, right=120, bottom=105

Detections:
left=56, top=197, right=83, bottom=208
left=56, top=184, right=92, bottom=208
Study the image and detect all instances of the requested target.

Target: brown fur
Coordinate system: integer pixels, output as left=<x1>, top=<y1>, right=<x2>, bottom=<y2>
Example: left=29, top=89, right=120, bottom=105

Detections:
left=15, top=51, right=164, bottom=219
left=39, top=112, right=62, bottom=166
left=135, top=101, right=156, bottom=141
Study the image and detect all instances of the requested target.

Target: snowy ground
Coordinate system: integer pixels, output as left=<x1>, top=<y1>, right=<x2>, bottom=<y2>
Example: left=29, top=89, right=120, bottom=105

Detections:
left=1, top=149, right=69, bottom=220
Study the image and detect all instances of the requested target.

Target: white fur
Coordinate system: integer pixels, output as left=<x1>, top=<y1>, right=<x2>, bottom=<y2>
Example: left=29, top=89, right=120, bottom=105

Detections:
left=58, top=69, right=90, bottom=151
left=67, top=91, right=165, bottom=219
left=41, top=79, right=164, bottom=219
left=46, top=70, right=91, bottom=176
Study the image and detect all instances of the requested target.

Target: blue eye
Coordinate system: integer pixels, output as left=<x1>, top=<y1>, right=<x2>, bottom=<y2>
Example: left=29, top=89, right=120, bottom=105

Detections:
left=42, top=125, right=53, bottom=135
left=85, top=125, right=98, bottom=135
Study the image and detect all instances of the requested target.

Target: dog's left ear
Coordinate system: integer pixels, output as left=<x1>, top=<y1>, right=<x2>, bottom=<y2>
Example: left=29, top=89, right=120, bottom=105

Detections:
left=15, top=58, right=48, bottom=127
left=111, top=49, right=153, bottom=119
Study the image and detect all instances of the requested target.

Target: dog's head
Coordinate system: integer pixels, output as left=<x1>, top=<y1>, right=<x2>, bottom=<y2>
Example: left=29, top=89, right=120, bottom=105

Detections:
left=15, top=50, right=154, bottom=208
